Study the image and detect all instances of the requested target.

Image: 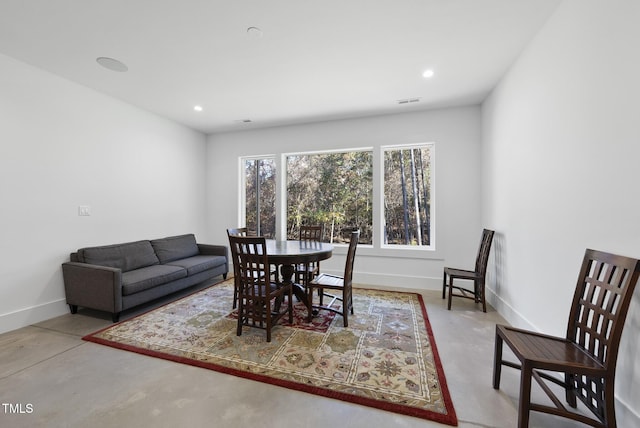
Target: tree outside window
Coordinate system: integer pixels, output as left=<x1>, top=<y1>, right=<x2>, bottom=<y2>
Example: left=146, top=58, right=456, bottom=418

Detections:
left=286, top=151, right=373, bottom=244
left=241, top=144, right=433, bottom=249
left=244, top=157, right=276, bottom=238
left=383, top=144, right=432, bottom=246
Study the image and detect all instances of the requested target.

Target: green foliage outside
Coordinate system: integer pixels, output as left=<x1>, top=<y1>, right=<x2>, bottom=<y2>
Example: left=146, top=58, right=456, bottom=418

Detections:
left=244, top=145, right=432, bottom=246
left=287, top=151, right=373, bottom=244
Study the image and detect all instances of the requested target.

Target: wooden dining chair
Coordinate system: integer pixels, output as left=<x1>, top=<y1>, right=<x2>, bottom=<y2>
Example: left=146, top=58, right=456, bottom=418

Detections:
left=228, top=234, right=293, bottom=342
left=307, top=230, right=359, bottom=327
left=493, top=249, right=640, bottom=428
left=295, top=225, right=324, bottom=286
left=442, top=228, right=495, bottom=312
left=228, top=227, right=279, bottom=309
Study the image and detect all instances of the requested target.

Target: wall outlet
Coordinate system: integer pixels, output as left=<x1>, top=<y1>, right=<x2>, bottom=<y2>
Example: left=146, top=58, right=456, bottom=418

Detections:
left=78, top=205, right=91, bottom=216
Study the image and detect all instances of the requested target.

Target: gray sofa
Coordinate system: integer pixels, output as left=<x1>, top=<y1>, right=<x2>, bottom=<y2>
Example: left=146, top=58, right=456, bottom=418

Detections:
left=62, top=234, right=228, bottom=322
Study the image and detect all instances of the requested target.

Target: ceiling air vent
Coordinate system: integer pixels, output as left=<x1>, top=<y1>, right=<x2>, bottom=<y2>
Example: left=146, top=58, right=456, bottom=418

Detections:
left=397, top=98, right=421, bottom=105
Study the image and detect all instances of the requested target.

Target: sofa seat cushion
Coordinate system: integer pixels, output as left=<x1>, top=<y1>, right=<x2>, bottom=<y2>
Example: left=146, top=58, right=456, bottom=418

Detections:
left=151, top=234, right=199, bottom=264
left=122, top=265, right=187, bottom=296
left=165, top=255, right=226, bottom=276
left=79, top=240, right=159, bottom=272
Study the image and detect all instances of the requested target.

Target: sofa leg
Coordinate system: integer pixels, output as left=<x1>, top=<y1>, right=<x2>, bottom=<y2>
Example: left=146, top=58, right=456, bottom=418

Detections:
left=69, top=304, right=78, bottom=314
left=223, top=273, right=227, bottom=280
left=112, top=312, right=120, bottom=323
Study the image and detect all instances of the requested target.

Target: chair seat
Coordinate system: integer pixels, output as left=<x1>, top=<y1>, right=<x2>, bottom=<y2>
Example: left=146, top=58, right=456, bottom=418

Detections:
left=496, top=325, right=605, bottom=373
left=443, top=267, right=481, bottom=279
left=310, top=273, right=344, bottom=288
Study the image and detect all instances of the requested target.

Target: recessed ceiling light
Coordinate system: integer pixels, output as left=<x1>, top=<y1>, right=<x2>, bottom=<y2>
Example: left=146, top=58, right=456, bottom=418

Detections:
left=194, top=105, right=203, bottom=112
left=247, top=26, right=263, bottom=38
left=96, top=57, right=128, bottom=72
left=422, top=69, right=435, bottom=79
left=397, top=98, right=421, bottom=105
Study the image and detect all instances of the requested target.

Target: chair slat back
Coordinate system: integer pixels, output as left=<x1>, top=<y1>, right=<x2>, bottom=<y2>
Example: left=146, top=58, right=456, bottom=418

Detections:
left=227, top=227, right=249, bottom=237
left=568, top=249, right=640, bottom=362
left=566, top=249, right=640, bottom=417
left=343, top=230, right=360, bottom=286
left=474, top=229, right=495, bottom=276
left=227, top=228, right=249, bottom=282
left=228, top=235, right=270, bottom=300
left=300, top=225, right=323, bottom=241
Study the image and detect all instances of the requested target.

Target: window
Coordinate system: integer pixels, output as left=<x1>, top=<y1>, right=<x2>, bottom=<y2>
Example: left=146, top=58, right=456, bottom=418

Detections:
left=243, top=157, right=276, bottom=238
left=383, top=144, right=433, bottom=247
left=241, top=143, right=433, bottom=250
left=286, top=150, right=373, bottom=244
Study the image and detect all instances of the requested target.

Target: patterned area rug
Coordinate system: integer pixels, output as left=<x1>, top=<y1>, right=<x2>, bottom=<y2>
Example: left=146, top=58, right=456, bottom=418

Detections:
left=83, top=280, right=457, bottom=426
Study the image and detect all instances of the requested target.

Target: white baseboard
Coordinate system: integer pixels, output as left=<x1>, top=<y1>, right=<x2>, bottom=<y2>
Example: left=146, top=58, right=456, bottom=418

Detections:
left=348, top=270, right=442, bottom=291
left=616, top=397, right=640, bottom=428
left=0, top=299, right=69, bottom=335
left=485, top=287, right=538, bottom=331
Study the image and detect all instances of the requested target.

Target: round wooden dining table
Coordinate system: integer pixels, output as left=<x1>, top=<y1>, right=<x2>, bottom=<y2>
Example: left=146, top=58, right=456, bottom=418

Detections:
left=264, top=239, right=333, bottom=310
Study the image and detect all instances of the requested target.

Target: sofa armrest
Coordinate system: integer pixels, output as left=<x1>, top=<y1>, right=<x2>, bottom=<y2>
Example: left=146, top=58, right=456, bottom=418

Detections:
left=62, top=262, right=123, bottom=314
left=197, top=243, right=229, bottom=275
left=197, top=243, right=228, bottom=259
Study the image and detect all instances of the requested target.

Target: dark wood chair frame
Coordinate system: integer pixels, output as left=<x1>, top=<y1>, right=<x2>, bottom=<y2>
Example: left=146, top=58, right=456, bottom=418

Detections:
left=493, top=249, right=640, bottom=428
left=227, top=227, right=279, bottom=309
left=442, top=228, right=495, bottom=312
left=307, top=230, right=359, bottom=327
left=295, top=225, right=324, bottom=286
left=227, top=228, right=249, bottom=309
left=228, top=234, right=293, bottom=342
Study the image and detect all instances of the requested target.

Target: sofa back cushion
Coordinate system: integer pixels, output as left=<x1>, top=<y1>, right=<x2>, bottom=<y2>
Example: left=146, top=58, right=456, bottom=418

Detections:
left=151, top=234, right=199, bottom=264
left=78, top=240, right=159, bottom=272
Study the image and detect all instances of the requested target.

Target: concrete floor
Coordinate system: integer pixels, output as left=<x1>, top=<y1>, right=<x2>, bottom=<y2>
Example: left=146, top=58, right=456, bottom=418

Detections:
left=1, top=280, right=590, bottom=428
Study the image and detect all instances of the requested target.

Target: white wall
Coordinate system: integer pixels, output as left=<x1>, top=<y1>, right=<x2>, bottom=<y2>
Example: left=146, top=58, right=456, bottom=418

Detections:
left=481, top=0, right=640, bottom=424
left=207, top=107, right=482, bottom=290
left=0, top=53, right=208, bottom=334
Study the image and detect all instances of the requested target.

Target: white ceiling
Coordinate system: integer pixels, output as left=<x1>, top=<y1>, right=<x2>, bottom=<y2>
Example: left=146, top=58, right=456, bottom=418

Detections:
left=0, top=0, right=561, bottom=134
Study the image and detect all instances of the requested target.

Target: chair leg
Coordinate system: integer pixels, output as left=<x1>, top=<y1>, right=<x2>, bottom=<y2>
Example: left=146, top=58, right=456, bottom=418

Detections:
left=233, top=283, right=238, bottom=309
left=307, top=286, right=314, bottom=322
left=236, top=301, right=244, bottom=337
left=447, top=278, right=453, bottom=310
left=564, top=373, right=578, bottom=409
left=442, top=270, right=447, bottom=299
left=518, top=363, right=533, bottom=428
left=604, top=382, right=617, bottom=428
left=565, top=373, right=577, bottom=408
left=266, top=304, right=272, bottom=342
left=288, top=287, right=294, bottom=324
left=493, top=331, right=503, bottom=389
left=480, top=281, right=487, bottom=313
left=342, top=289, right=349, bottom=327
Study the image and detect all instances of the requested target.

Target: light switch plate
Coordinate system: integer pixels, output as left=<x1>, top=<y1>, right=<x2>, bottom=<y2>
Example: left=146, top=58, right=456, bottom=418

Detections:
left=78, top=205, right=91, bottom=216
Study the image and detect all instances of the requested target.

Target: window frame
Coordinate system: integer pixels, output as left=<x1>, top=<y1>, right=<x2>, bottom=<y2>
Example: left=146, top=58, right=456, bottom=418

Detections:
left=283, top=147, right=374, bottom=245
left=380, top=142, right=435, bottom=251
left=238, top=154, right=277, bottom=236
left=239, top=143, right=435, bottom=255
